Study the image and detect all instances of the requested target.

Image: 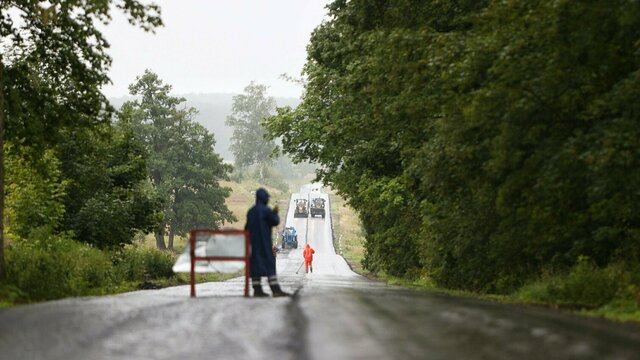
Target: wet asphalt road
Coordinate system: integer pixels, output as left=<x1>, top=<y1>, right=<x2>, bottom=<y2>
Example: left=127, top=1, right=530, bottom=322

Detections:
left=1, top=185, right=639, bottom=359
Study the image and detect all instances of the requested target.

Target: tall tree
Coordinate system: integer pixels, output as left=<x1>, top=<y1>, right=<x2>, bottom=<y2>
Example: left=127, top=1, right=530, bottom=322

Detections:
left=122, top=70, right=235, bottom=250
left=266, top=0, right=640, bottom=292
left=0, top=0, right=162, bottom=278
left=226, top=82, right=277, bottom=179
left=166, top=118, right=235, bottom=249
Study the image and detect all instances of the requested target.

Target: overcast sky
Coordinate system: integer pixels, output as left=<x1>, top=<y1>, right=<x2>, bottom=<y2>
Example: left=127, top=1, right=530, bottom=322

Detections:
left=101, top=1, right=331, bottom=98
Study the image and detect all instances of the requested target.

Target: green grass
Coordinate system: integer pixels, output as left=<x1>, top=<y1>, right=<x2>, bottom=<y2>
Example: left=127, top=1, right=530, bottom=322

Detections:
left=329, top=191, right=368, bottom=275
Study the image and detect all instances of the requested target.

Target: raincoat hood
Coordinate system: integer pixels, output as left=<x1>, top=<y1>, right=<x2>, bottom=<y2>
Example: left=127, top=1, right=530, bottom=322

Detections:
left=256, top=188, right=270, bottom=205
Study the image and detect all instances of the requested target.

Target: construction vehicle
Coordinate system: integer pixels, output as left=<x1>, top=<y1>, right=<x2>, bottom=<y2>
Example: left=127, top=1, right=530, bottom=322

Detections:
left=310, top=197, right=326, bottom=218
left=294, top=199, right=309, bottom=218
left=281, top=226, right=298, bottom=249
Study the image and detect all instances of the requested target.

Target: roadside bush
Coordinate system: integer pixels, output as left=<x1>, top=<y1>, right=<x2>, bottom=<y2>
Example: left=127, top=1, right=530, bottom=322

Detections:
left=0, top=283, right=26, bottom=308
left=113, top=244, right=175, bottom=281
left=516, top=257, right=623, bottom=308
left=5, top=231, right=113, bottom=301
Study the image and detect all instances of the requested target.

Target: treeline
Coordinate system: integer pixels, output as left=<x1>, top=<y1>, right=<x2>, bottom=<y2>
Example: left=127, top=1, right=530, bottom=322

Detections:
left=0, top=2, right=233, bottom=301
left=266, top=0, right=640, bottom=294
left=4, top=68, right=233, bottom=248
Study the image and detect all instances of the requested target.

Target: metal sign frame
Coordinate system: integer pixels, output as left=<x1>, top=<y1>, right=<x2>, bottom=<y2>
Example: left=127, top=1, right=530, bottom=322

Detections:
left=189, top=229, right=251, bottom=298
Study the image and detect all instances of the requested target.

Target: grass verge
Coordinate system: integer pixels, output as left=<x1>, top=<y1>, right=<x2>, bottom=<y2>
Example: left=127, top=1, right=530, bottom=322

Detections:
left=329, top=191, right=368, bottom=276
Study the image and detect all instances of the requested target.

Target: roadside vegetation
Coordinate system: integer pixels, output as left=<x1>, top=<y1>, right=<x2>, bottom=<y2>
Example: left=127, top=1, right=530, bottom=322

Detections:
left=0, top=55, right=303, bottom=308
left=0, top=69, right=238, bottom=307
left=0, top=170, right=290, bottom=309
left=267, top=1, right=640, bottom=322
left=2, top=0, right=638, bottom=325
left=332, top=197, right=640, bottom=322
left=0, top=232, right=234, bottom=309
left=0, top=3, right=255, bottom=308
left=330, top=192, right=366, bottom=275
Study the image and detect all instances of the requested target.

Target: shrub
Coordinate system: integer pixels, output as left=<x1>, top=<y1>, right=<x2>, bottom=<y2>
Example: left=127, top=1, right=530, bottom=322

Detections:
left=517, top=257, right=622, bottom=308
left=113, top=245, right=175, bottom=281
left=0, top=283, right=26, bottom=308
left=5, top=231, right=113, bottom=301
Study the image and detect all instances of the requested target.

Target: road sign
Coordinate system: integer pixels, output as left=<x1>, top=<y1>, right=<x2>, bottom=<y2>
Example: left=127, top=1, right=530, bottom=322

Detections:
left=172, top=229, right=250, bottom=297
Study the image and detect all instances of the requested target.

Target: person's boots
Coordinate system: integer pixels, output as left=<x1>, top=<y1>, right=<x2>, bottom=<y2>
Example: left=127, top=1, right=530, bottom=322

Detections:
left=270, top=284, right=290, bottom=297
left=268, top=276, right=290, bottom=297
left=310, top=267, right=313, bottom=273
left=253, top=285, right=268, bottom=297
left=252, top=278, right=268, bottom=297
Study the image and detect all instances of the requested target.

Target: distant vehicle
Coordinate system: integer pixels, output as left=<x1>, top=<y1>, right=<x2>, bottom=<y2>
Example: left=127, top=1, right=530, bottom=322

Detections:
left=310, top=197, right=326, bottom=218
left=294, top=199, right=309, bottom=218
left=281, top=226, right=298, bottom=249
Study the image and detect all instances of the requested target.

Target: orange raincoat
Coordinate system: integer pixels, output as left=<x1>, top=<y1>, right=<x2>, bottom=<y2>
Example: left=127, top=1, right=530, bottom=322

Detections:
left=303, top=244, right=315, bottom=273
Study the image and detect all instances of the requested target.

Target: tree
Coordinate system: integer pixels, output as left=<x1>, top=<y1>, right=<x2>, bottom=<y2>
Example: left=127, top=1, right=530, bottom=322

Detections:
left=122, top=70, right=235, bottom=250
left=166, top=118, right=236, bottom=249
left=266, top=0, right=640, bottom=292
left=0, top=0, right=162, bottom=278
left=56, top=123, right=162, bottom=248
left=226, top=82, right=277, bottom=180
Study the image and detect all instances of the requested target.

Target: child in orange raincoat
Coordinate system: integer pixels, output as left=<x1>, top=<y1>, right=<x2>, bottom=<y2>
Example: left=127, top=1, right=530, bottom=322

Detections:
left=303, top=244, right=315, bottom=273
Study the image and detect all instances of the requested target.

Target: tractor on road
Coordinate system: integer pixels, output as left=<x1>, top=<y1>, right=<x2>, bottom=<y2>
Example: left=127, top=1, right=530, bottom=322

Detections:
left=294, top=199, right=309, bottom=218
left=281, top=226, right=298, bottom=249
left=310, top=197, right=326, bottom=218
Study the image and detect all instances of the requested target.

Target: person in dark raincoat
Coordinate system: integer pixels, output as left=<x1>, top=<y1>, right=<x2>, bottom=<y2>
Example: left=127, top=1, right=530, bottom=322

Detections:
left=245, top=188, right=289, bottom=297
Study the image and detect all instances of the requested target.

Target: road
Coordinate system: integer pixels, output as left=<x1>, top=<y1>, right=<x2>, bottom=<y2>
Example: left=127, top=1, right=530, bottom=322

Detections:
left=1, top=184, right=639, bottom=359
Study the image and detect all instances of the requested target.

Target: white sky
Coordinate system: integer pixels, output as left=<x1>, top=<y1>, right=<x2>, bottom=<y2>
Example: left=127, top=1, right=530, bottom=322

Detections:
left=101, top=0, right=331, bottom=98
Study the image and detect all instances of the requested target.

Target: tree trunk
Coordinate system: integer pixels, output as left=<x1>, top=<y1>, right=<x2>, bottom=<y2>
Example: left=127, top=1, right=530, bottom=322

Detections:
left=168, top=225, right=175, bottom=251
left=155, top=226, right=166, bottom=250
left=0, top=56, right=6, bottom=279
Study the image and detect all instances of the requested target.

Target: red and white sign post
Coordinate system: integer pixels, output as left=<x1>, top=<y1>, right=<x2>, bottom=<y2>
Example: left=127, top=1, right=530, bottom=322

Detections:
left=188, top=229, right=251, bottom=298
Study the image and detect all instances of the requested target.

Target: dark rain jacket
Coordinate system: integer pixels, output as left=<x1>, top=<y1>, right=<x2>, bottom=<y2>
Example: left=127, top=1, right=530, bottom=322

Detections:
left=245, top=188, right=280, bottom=277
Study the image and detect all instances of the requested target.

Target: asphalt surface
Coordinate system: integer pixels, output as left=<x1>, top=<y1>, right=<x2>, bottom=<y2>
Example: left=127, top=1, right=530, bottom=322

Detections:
left=1, top=184, right=639, bottom=359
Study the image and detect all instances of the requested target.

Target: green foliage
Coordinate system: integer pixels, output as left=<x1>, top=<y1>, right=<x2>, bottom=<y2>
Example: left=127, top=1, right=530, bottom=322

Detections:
left=5, top=145, right=68, bottom=238
left=516, top=257, right=620, bottom=308
left=122, top=70, right=235, bottom=248
left=57, top=123, right=162, bottom=248
left=112, top=244, right=175, bottom=281
left=226, top=82, right=277, bottom=178
left=5, top=231, right=114, bottom=301
left=0, top=0, right=162, bottom=278
left=1, top=0, right=162, bottom=150
left=265, top=0, right=640, bottom=294
left=0, top=282, right=24, bottom=308
left=2, top=232, right=188, bottom=305
left=516, top=257, right=640, bottom=309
